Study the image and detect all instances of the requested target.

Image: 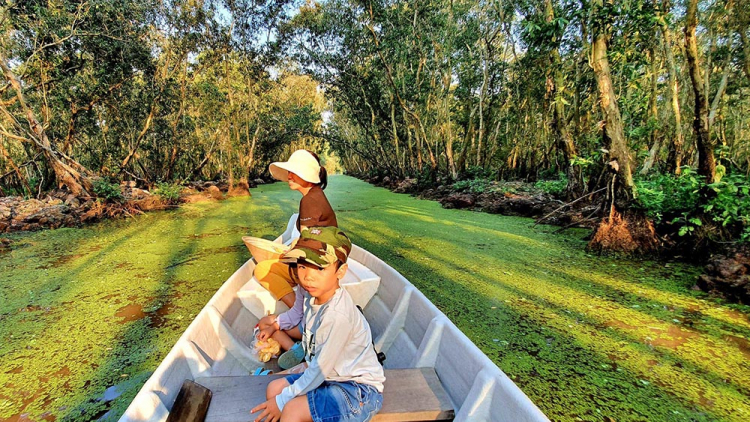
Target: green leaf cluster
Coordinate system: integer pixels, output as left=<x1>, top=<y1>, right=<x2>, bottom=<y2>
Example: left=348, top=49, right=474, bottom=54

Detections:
left=152, top=183, right=182, bottom=204
left=636, top=168, right=750, bottom=241
left=705, top=173, right=750, bottom=241
left=534, top=173, right=568, bottom=196
left=93, top=179, right=123, bottom=202
left=452, top=178, right=492, bottom=194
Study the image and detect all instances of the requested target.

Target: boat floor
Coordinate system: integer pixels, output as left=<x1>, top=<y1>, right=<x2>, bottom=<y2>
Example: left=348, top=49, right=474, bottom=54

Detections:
left=196, top=367, right=454, bottom=422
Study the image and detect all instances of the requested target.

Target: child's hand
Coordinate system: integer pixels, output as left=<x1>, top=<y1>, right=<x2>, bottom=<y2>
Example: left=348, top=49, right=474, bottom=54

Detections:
left=258, top=315, right=277, bottom=330
left=251, top=398, right=281, bottom=422
left=256, top=326, right=275, bottom=341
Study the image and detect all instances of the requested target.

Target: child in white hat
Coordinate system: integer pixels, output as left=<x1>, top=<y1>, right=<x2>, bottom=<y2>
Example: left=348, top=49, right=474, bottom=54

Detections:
left=253, top=150, right=339, bottom=360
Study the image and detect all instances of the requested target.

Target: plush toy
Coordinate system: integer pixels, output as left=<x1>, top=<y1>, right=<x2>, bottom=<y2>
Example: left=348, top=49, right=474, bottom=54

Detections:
left=255, top=338, right=281, bottom=362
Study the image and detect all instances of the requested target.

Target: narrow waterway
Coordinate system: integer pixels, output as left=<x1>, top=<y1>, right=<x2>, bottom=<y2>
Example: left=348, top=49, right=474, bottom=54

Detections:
left=1, top=176, right=748, bottom=421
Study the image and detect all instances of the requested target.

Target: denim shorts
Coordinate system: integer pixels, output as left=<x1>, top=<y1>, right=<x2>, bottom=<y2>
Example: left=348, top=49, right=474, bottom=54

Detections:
left=285, top=374, right=383, bottom=422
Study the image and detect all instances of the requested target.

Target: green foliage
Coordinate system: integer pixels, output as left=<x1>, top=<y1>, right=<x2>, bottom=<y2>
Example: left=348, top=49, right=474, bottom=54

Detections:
left=636, top=167, right=702, bottom=221
left=93, top=179, right=123, bottom=202
left=460, top=166, right=495, bottom=181
left=636, top=168, right=750, bottom=241
left=705, top=173, right=750, bottom=241
left=534, top=173, right=568, bottom=196
left=152, top=182, right=181, bottom=203
left=452, top=178, right=492, bottom=194
left=570, top=153, right=598, bottom=169
left=2, top=177, right=748, bottom=422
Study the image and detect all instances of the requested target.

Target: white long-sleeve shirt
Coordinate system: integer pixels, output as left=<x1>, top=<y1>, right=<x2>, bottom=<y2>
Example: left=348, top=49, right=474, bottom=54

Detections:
left=275, top=288, right=385, bottom=410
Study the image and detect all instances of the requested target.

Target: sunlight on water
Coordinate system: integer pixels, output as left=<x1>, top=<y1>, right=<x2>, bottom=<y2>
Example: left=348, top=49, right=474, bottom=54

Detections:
left=0, top=176, right=748, bottom=421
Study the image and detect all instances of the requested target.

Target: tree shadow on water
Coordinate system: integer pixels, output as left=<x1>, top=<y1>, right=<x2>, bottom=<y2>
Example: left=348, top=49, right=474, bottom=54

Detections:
left=343, top=217, right=749, bottom=421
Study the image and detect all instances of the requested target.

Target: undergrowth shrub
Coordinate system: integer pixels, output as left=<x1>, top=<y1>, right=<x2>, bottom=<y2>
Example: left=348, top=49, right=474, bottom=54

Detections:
left=636, top=168, right=750, bottom=242
left=705, top=173, right=750, bottom=241
left=460, top=165, right=495, bottom=180
left=153, top=182, right=182, bottom=203
left=416, top=167, right=438, bottom=190
left=535, top=173, right=568, bottom=197
left=452, top=178, right=492, bottom=194
left=93, top=179, right=123, bottom=202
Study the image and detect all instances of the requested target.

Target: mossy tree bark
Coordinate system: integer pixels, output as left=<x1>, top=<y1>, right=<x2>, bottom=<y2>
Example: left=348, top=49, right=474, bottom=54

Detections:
left=640, top=46, right=661, bottom=176
left=545, top=0, right=581, bottom=199
left=658, top=0, right=685, bottom=175
left=0, top=55, right=93, bottom=197
left=684, top=0, right=716, bottom=185
left=587, top=0, right=658, bottom=254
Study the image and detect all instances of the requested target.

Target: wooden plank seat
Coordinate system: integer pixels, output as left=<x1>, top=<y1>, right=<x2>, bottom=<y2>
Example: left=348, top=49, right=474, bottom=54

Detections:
left=195, top=368, right=455, bottom=421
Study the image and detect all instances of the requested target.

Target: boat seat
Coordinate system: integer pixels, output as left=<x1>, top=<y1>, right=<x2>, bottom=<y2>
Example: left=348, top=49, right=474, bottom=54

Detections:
left=237, top=258, right=380, bottom=319
left=196, top=367, right=455, bottom=421
left=273, top=213, right=300, bottom=246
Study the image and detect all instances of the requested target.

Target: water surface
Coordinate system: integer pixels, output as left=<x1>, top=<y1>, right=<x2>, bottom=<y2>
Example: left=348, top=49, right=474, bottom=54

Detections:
left=0, top=176, right=748, bottom=421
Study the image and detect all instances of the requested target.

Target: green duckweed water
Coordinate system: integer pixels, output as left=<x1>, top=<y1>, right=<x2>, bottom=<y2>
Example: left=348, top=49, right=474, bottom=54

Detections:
left=1, top=175, right=748, bottom=421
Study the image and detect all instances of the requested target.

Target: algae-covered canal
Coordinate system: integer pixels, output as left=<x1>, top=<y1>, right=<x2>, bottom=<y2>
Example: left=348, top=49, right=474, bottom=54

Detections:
left=1, top=176, right=748, bottom=422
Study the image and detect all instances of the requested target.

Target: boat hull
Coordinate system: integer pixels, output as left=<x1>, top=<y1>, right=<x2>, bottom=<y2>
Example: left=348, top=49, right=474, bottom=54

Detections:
left=119, top=245, right=548, bottom=422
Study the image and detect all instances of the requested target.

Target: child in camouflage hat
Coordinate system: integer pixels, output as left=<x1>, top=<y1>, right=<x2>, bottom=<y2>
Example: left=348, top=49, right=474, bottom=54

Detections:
left=251, top=226, right=385, bottom=422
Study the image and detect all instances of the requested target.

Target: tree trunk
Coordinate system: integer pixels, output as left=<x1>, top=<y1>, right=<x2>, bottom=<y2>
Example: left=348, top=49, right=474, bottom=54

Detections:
left=456, top=103, right=476, bottom=175
left=640, top=46, right=661, bottom=175
left=658, top=1, right=685, bottom=174
left=684, top=0, right=715, bottom=184
left=246, top=123, right=260, bottom=177
left=477, top=40, right=489, bottom=167
left=740, top=30, right=750, bottom=83
left=390, top=100, right=403, bottom=176
left=121, top=101, right=157, bottom=172
left=587, top=0, right=657, bottom=254
left=546, top=0, right=580, bottom=198
left=0, top=140, right=33, bottom=196
left=165, top=59, right=189, bottom=181
left=0, top=54, right=92, bottom=196
left=708, top=55, right=731, bottom=127
left=590, top=3, right=634, bottom=199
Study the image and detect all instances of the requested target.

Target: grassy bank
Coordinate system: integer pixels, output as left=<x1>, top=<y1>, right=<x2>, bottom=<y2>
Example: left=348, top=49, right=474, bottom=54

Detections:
left=1, top=175, right=748, bottom=421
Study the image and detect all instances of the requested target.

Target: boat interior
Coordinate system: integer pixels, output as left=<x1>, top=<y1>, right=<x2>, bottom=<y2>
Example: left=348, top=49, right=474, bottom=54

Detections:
left=120, top=215, right=547, bottom=422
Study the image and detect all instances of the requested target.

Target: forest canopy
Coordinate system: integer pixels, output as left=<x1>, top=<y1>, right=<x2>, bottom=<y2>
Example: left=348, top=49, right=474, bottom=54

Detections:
left=1, top=0, right=749, bottom=243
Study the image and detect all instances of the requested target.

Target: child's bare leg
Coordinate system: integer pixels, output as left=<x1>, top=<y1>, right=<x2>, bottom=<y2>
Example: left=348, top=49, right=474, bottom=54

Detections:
left=272, top=330, right=295, bottom=351
left=280, top=396, right=312, bottom=422
left=280, top=292, right=295, bottom=308
left=286, top=326, right=302, bottom=341
left=266, top=378, right=290, bottom=399
left=272, top=325, right=303, bottom=350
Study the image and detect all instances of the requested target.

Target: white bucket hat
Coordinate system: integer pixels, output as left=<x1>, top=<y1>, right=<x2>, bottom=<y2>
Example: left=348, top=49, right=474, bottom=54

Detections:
left=269, top=150, right=321, bottom=184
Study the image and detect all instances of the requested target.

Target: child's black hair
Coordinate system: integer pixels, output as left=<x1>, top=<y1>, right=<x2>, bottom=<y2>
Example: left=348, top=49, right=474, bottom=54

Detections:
left=289, top=259, right=343, bottom=282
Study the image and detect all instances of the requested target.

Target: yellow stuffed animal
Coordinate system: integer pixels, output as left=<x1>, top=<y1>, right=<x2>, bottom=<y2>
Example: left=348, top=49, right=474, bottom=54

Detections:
left=256, top=338, right=281, bottom=362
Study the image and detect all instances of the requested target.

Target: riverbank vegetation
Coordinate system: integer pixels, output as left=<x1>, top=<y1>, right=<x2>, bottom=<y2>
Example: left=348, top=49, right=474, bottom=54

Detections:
left=282, top=0, right=750, bottom=254
left=2, top=0, right=748, bottom=255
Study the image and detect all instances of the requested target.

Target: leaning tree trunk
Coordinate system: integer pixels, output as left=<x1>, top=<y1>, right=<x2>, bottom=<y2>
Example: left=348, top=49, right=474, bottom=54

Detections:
left=740, top=30, right=750, bottom=83
left=684, top=0, right=716, bottom=184
left=587, top=0, right=658, bottom=254
left=0, top=55, right=93, bottom=196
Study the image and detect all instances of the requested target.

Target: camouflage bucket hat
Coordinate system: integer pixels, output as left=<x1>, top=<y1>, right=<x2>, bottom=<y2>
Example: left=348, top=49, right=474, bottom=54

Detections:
left=281, top=226, right=352, bottom=268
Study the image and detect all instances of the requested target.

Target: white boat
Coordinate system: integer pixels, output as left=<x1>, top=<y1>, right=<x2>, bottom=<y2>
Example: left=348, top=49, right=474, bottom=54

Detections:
left=119, top=215, right=549, bottom=421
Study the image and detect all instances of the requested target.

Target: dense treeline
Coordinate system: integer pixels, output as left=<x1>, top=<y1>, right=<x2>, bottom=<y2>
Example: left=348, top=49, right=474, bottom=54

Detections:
left=285, top=0, right=749, bottom=182
left=0, top=0, right=324, bottom=197
left=1, top=0, right=749, bottom=246
left=281, top=0, right=750, bottom=247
